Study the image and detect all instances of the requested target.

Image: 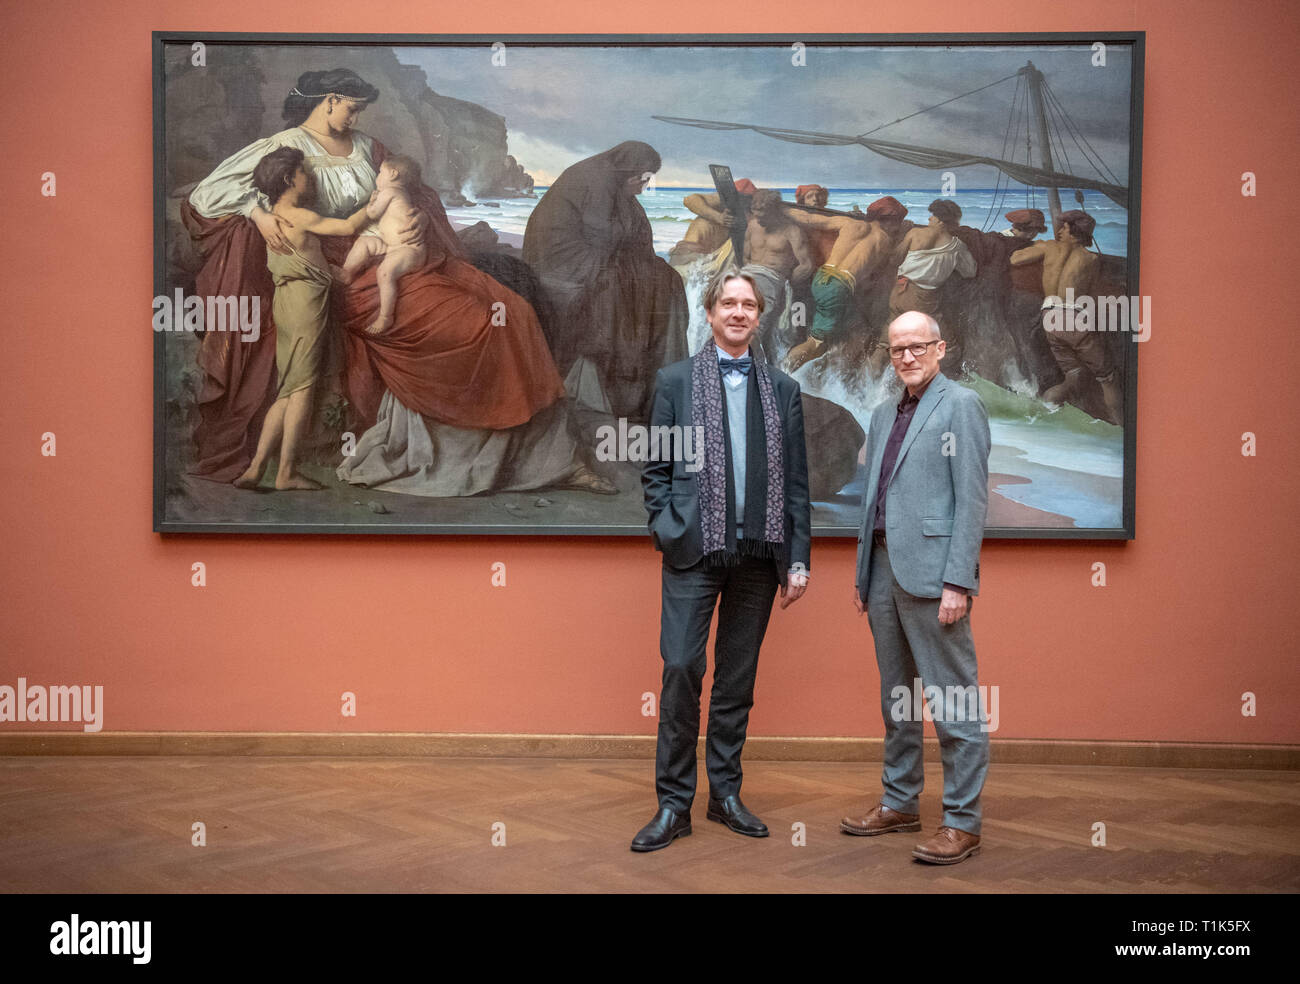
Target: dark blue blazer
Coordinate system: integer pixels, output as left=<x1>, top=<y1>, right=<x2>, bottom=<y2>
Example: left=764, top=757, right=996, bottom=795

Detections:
left=642, top=355, right=811, bottom=586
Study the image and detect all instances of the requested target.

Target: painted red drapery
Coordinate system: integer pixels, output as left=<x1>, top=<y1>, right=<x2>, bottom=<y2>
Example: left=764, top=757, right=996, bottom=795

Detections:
left=182, top=138, right=563, bottom=482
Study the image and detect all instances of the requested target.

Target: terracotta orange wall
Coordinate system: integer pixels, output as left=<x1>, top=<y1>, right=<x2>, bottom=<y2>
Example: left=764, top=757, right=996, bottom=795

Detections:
left=2, top=0, right=1297, bottom=743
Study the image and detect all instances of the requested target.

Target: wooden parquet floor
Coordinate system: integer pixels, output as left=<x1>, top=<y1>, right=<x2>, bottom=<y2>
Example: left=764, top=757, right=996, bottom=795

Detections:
left=1, top=757, right=1296, bottom=893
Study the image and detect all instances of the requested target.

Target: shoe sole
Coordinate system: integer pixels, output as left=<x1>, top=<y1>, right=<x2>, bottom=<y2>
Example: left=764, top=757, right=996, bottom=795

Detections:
left=840, top=820, right=922, bottom=836
left=912, top=844, right=981, bottom=864
left=706, top=809, right=769, bottom=837
left=630, top=825, right=692, bottom=853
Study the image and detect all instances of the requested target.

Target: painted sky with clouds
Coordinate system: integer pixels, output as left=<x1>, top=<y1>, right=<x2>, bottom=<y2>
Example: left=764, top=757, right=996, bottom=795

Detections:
left=396, top=42, right=1134, bottom=190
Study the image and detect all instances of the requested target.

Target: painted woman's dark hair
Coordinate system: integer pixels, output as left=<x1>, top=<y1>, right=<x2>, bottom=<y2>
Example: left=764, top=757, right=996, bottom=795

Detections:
left=281, top=69, right=380, bottom=125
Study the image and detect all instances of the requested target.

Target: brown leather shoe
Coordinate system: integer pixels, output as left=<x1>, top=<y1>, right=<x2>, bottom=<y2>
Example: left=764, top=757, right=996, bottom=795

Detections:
left=840, top=803, right=922, bottom=836
left=912, top=826, right=981, bottom=864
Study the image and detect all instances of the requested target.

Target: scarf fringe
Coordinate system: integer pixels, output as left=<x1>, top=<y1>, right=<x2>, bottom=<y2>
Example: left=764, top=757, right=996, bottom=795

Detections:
left=702, top=538, right=781, bottom=569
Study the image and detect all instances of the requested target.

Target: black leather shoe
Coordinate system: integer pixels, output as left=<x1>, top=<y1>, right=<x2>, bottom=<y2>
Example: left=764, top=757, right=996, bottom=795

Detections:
left=706, top=794, right=769, bottom=837
left=630, top=807, right=692, bottom=852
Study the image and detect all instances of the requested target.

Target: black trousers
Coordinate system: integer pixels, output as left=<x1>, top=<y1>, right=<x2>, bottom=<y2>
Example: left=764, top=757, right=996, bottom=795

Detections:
left=655, top=554, right=779, bottom=813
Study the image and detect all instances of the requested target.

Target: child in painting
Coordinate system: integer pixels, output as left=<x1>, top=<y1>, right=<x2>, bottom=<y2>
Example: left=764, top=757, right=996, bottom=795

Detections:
left=336, top=153, right=440, bottom=335
left=233, top=146, right=370, bottom=491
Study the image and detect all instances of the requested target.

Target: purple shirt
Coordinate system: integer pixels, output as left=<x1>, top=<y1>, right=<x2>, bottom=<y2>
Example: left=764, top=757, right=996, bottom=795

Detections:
left=873, top=387, right=922, bottom=532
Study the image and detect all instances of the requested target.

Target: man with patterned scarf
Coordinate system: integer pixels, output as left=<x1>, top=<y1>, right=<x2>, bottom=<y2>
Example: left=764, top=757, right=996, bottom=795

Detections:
left=632, top=271, right=812, bottom=853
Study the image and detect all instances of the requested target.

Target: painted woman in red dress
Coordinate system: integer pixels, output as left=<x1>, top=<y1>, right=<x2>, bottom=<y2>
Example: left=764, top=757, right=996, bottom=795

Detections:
left=182, top=68, right=614, bottom=497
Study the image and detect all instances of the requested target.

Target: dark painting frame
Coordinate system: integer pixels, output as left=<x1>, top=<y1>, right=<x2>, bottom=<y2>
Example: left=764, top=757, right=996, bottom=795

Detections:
left=153, top=32, right=1143, bottom=538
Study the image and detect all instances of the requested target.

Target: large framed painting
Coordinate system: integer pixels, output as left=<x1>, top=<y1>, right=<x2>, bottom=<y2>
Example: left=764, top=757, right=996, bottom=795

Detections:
left=153, top=32, right=1143, bottom=537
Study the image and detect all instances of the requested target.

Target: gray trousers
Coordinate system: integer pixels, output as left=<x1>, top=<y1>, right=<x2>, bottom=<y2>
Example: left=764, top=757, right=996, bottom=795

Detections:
left=866, top=542, right=989, bottom=834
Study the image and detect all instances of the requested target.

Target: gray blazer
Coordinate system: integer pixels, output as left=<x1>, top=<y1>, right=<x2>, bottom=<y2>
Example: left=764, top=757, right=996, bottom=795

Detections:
left=855, top=372, right=990, bottom=601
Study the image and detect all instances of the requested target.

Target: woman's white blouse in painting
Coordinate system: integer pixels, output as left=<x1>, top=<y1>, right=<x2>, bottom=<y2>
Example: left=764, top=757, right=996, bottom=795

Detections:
left=189, top=127, right=378, bottom=221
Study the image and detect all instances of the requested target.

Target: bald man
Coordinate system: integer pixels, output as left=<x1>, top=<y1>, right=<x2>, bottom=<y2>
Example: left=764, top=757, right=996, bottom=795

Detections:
left=847, top=311, right=991, bottom=866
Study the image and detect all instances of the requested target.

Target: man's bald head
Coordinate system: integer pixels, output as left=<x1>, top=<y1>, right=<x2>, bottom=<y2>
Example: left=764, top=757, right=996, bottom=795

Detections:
left=888, top=310, right=941, bottom=341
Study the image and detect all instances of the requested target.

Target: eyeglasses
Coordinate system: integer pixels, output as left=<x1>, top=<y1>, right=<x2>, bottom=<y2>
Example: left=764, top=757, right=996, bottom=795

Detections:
left=888, top=340, right=940, bottom=360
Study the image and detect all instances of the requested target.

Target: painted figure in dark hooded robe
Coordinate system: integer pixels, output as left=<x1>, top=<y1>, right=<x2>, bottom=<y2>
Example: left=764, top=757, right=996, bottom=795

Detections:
left=523, top=141, right=689, bottom=422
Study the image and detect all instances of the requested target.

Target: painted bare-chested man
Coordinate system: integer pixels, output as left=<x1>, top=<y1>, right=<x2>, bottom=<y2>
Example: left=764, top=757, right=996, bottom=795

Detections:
left=782, top=195, right=909, bottom=373
left=1010, top=209, right=1121, bottom=423
left=740, top=189, right=815, bottom=357
left=667, top=178, right=758, bottom=269
left=867, top=199, right=976, bottom=376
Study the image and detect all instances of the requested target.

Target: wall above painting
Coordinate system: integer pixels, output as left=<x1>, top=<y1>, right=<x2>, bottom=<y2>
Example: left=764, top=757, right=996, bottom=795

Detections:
left=153, top=33, right=1143, bottom=538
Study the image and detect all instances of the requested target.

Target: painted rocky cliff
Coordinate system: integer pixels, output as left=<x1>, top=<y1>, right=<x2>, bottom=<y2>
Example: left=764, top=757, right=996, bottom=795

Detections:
left=163, top=43, right=533, bottom=205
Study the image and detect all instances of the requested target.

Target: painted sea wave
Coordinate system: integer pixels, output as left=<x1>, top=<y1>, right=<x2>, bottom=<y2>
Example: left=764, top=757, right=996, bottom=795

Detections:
left=445, top=186, right=1130, bottom=259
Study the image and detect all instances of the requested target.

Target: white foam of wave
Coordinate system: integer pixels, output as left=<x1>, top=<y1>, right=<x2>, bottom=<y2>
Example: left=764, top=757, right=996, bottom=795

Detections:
left=448, top=186, right=1129, bottom=258
left=990, top=418, right=1123, bottom=478
left=678, top=253, right=892, bottom=430
left=444, top=196, right=536, bottom=240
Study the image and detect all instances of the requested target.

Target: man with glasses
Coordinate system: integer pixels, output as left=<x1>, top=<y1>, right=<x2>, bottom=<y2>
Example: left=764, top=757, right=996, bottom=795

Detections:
left=845, top=310, right=991, bottom=865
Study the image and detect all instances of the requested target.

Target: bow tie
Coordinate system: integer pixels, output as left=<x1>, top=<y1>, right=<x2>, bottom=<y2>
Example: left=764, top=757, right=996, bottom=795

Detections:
left=718, top=356, right=752, bottom=376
